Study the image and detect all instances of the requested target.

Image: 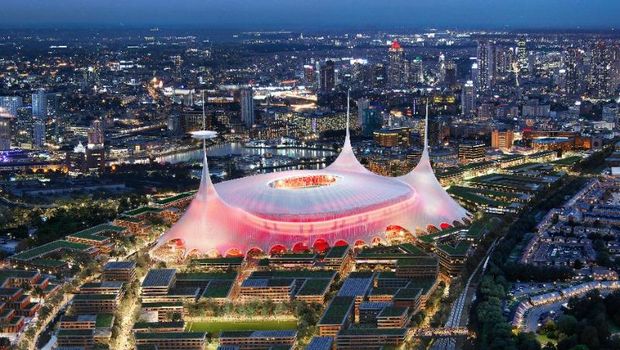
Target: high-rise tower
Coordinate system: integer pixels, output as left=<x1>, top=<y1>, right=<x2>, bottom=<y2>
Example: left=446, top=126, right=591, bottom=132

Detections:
left=590, top=41, right=614, bottom=99
left=461, top=81, right=476, bottom=117
left=32, top=88, right=47, bottom=118
left=319, top=60, right=336, bottom=93
left=388, top=40, right=406, bottom=88
left=477, top=41, right=496, bottom=91
left=517, top=36, right=529, bottom=77
left=240, top=87, right=255, bottom=127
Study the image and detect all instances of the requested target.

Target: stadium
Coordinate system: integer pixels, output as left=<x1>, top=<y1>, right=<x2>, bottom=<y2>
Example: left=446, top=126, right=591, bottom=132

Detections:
left=154, top=109, right=470, bottom=259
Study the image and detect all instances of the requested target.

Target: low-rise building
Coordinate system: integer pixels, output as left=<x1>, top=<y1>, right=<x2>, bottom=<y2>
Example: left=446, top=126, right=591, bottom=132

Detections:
left=219, top=330, right=297, bottom=350
left=134, top=332, right=207, bottom=350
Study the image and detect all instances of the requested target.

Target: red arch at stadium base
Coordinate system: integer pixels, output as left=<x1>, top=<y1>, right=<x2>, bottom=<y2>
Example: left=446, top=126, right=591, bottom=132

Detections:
left=269, top=244, right=287, bottom=255
left=246, top=247, right=264, bottom=257
left=225, top=248, right=243, bottom=257
left=334, top=240, right=349, bottom=247
left=292, top=242, right=309, bottom=253
left=313, top=239, right=330, bottom=253
left=371, top=236, right=384, bottom=246
left=354, top=240, right=367, bottom=248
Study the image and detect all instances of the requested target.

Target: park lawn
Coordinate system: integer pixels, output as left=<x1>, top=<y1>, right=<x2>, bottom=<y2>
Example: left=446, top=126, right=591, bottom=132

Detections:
left=186, top=319, right=298, bottom=335
left=536, top=333, right=557, bottom=347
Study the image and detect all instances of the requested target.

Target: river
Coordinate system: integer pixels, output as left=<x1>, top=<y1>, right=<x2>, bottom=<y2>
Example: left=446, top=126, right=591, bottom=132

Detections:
left=154, top=142, right=336, bottom=164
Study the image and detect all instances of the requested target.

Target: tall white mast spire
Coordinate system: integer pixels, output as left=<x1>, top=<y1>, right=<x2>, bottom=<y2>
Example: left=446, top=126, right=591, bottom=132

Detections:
left=191, top=90, right=218, bottom=195
left=202, top=90, right=207, bottom=154
left=424, top=99, right=429, bottom=151
left=346, top=88, right=351, bottom=141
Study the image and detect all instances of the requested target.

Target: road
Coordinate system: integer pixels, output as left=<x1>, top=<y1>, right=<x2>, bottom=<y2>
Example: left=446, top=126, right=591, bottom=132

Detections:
left=430, top=239, right=498, bottom=350
left=523, top=302, right=563, bottom=332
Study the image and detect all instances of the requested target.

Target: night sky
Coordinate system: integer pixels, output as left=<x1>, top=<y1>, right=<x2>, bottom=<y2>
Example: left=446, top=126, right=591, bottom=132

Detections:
left=1, top=0, right=618, bottom=30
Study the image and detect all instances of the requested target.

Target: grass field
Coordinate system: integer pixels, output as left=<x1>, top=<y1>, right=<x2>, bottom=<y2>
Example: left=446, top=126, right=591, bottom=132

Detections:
left=186, top=319, right=297, bottom=335
left=536, top=333, right=557, bottom=347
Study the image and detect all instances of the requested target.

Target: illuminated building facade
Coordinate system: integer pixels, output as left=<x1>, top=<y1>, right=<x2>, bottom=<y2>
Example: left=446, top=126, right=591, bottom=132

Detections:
left=387, top=40, right=406, bottom=88
left=155, top=104, right=469, bottom=258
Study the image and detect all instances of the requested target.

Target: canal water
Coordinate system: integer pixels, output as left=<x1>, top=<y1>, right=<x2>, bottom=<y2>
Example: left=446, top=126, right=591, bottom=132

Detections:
left=155, top=143, right=335, bottom=164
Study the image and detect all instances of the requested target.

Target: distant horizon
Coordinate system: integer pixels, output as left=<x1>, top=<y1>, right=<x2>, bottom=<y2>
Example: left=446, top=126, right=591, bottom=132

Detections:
left=0, top=0, right=618, bottom=31
left=1, top=24, right=620, bottom=34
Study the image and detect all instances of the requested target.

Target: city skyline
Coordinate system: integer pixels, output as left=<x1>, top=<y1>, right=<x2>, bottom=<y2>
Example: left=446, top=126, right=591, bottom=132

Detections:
left=0, top=3, right=619, bottom=350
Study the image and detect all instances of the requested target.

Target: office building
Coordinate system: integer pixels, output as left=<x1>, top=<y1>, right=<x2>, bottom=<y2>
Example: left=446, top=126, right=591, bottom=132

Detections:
left=590, top=41, right=614, bottom=99
left=565, top=47, right=584, bottom=96
left=491, top=129, right=515, bottom=150
left=477, top=40, right=496, bottom=91
left=387, top=40, right=406, bottom=88
left=410, top=57, right=424, bottom=84
left=458, top=141, right=486, bottom=163
left=31, top=88, right=47, bottom=118
left=86, top=120, right=105, bottom=172
left=320, top=60, right=336, bottom=93
left=0, top=109, right=13, bottom=150
left=361, top=106, right=383, bottom=137
left=442, top=60, right=457, bottom=86
left=240, top=87, right=255, bottom=128
left=517, top=37, right=529, bottom=77
left=461, top=80, right=476, bottom=116
left=0, top=96, right=22, bottom=117
left=471, top=62, right=480, bottom=92
left=304, top=64, right=315, bottom=84
left=33, top=119, right=45, bottom=148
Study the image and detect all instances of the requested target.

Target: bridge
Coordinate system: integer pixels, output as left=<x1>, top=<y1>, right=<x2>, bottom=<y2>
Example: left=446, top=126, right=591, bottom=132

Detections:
left=412, top=327, right=471, bottom=338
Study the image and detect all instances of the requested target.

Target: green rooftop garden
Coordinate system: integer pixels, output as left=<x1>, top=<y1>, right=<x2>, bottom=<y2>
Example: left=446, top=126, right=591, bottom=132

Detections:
left=437, top=241, right=472, bottom=256
left=318, top=296, right=355, bottom=325
left=155, top=191, right=197, bottom=205
left=122, top=206, right=162, bottom=217
left=95, top=313, right=114, bottom=328
left=296, top=279, right=331, bottom=296
left=201, top=280, right=234, bottom=298
left=11, top=240, right=92, bottom=261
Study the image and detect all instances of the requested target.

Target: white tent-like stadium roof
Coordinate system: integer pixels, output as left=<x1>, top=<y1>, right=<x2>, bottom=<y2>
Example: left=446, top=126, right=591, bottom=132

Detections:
left=155, top=97, right=469, bottom=257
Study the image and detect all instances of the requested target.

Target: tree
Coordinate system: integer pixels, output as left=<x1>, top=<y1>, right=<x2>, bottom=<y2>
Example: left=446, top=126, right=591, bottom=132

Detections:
left=516, top=332, right=542, bottom=350
left=556, top=315, right=578, bottom=335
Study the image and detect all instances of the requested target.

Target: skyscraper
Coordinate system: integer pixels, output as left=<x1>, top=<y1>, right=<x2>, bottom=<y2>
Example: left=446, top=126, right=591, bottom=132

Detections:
left=31, top=88, right=47, bottom=118
left=387, top=40, right=406, bottom=88
left=565, top=47, right=584, bottom=97
left=0, top=108, right=13, bottom=151
left=240, top=87, right=255, bottom=127
left=303, top=65, right=315, bottom=85
left=86, top=120, right=105, bottom=172
left=372, top=63, right=386, bottom=88
left=33, top=119, right=45, bottom=148
left=461, top=80, right=476, bottom=117
left=517, top=37, right=529, bottom=77
left=361, top=106, right=383, bottom=137
left=442, top=60, right=457, bottom=86
left=0, top=96, right=23, bottom=117
left=495, top=46, right=515, bottom=76
left=410, top=57, right=424, bottom=84
left=357, top=98, right=370, bottom=127
left=319, top=60, right=336, bottom=93
left=590, top=41, right=614, bottom=99
left=88, top=120, right=105, bottom=146
left=477, top=41, right=496, bottom=91
left=471, top=62, right=480, bottom=91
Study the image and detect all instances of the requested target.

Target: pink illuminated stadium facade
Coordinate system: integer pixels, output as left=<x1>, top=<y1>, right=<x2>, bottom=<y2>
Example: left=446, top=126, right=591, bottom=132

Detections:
left=155, top=108, right=470, bottom=258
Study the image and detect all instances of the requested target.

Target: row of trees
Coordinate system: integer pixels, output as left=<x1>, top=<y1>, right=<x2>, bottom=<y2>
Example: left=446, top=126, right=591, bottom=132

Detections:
left=538, top=291, right=620, bottom=350
left=469, top=175, right=593, bottom=350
